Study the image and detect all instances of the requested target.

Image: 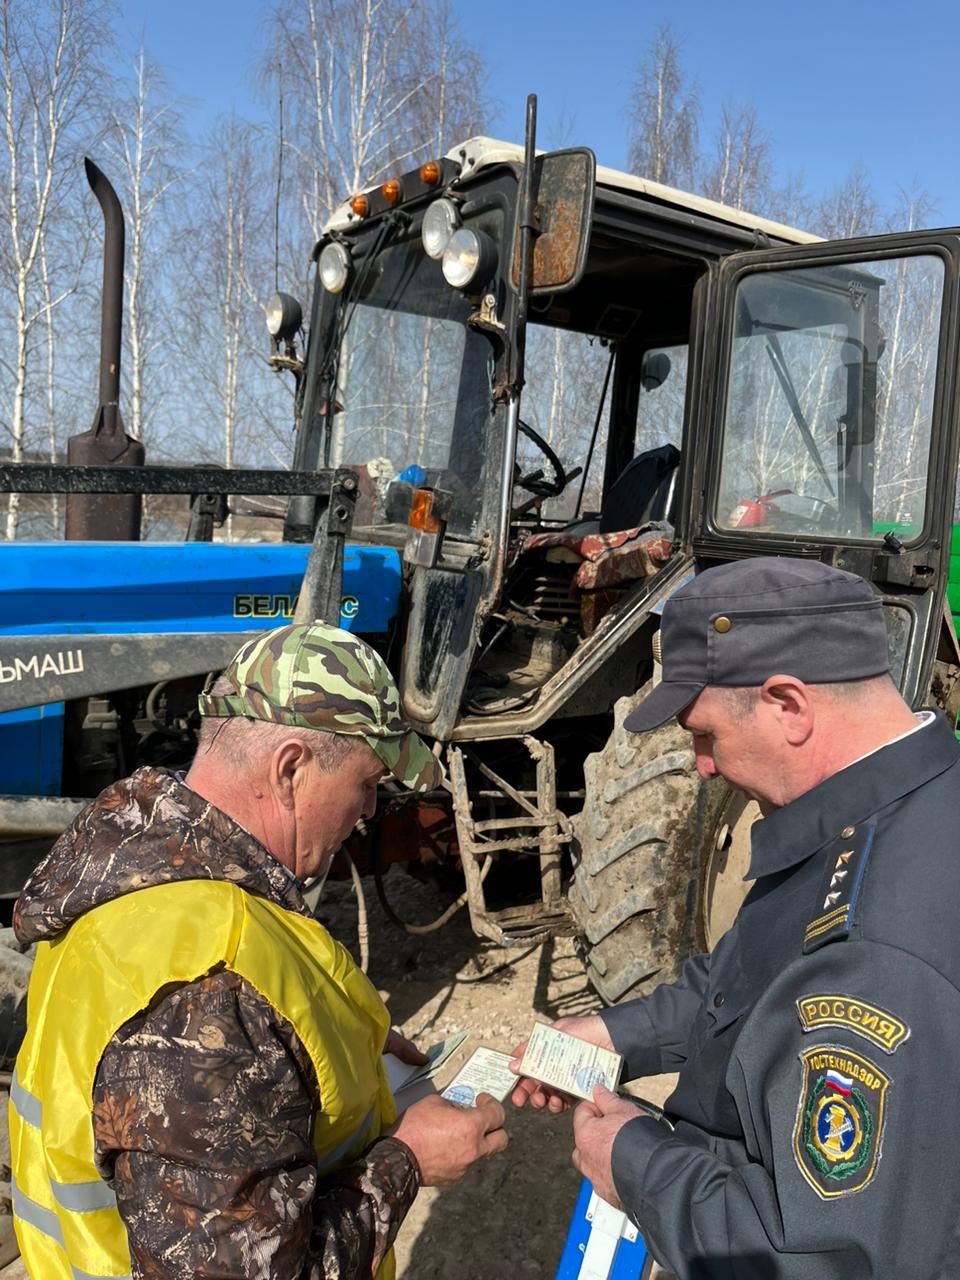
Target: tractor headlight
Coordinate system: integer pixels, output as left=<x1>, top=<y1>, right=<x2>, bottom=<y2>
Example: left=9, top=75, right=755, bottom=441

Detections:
left=421, top=198, right=460, bottom=260
left=265, top=292, right=303, bottom=341
left=319, top=242, right=352, bottom=294
left=441, top=228, right=497, bottom=290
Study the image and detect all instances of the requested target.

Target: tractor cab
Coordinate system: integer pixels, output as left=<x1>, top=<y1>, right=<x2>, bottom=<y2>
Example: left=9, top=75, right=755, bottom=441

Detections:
left=295, top=139, right=957, bottom=740
left=286, top=116, right=960, bottom=978
left=292, top=137, right=821, bottom=738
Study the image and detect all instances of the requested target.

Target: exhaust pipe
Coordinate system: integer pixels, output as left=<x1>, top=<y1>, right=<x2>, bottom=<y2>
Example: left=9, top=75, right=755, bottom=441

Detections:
left=64, top=157, right=145, bottom=541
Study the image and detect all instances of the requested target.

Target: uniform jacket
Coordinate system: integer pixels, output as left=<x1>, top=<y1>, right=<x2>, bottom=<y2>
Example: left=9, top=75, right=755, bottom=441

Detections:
left=602, top=713, right=960, bottom=1278
left=13, top=767, right=420, bottom=1280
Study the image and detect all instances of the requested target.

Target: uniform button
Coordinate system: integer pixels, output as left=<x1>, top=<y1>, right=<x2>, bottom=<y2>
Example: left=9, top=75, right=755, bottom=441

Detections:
left=713, top=992, right=725, bottom=1008
left=841, top=825, right=855, bottom=838
left=713, top=616, right=732, bottom=634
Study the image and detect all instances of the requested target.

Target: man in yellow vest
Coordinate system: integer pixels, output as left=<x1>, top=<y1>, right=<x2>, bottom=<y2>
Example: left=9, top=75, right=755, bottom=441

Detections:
left=9, top=622, right=508, bottom=1280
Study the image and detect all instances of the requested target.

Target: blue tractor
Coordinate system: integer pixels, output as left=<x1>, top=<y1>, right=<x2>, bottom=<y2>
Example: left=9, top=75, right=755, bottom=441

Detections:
left=3, top=100, right=960, bottom=1067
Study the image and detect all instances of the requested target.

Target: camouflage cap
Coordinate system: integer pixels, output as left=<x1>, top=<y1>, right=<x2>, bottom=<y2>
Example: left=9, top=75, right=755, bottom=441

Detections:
left=197, top=623, right=443, bottom=792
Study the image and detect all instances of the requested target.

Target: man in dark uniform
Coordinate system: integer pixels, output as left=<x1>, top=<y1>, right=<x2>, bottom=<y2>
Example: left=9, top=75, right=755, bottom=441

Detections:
left=514, top=557, right=960, bottom=1278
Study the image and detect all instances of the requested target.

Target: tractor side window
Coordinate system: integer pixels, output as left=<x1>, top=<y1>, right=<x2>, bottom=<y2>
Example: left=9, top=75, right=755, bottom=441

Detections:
left=636, top=345, right=688, bottom=458
left=593, top=344, right=688, bottom=535
left=716, top=254, right=944, bottom=541
left=517, top=331, right=689, bottom=529
left=519, top=325, right=615, bottom=522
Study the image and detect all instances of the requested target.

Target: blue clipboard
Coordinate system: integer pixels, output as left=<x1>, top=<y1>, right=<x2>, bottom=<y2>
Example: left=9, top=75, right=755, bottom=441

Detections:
left=556, top=1177, right=653, bottom=1279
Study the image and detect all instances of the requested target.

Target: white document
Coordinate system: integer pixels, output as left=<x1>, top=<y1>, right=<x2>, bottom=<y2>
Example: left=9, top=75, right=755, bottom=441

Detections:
left=517, top=1021, right=623, bottom=1101
left=441, top=1047, right=517, bottom=1106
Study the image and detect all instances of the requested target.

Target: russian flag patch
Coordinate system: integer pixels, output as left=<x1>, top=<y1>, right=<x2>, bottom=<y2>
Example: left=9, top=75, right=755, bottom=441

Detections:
left=825, top=1069, right=853, bottom=1095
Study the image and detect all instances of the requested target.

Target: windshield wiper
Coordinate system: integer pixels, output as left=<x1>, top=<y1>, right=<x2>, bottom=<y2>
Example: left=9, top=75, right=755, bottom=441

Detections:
left=763, top=330, right=835, bottom=497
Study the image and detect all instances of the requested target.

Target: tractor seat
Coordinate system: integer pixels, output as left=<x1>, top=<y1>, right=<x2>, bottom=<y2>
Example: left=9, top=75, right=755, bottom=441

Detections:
left=599, top=443, right=681, bottom=534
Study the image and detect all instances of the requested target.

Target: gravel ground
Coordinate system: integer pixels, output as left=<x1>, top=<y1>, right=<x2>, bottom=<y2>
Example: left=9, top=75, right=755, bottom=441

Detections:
left=0, top=865, right=677, bottom=1279
left=315, top=867, right=677, bottom=1280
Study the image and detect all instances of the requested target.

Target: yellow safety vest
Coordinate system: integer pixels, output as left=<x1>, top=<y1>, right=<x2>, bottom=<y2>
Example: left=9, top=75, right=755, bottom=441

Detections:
left=10, top=879, right=398, bottom=1280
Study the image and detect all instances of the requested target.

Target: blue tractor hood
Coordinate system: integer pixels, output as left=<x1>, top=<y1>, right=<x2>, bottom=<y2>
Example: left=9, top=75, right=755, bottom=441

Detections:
left=0, top=540, right=402, bottom=796
left=2, top=540, right=401, bottom=635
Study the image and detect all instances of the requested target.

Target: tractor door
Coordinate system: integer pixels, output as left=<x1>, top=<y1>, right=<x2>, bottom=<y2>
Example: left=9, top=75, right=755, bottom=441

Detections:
left=683, top=231, right=960, bottom=706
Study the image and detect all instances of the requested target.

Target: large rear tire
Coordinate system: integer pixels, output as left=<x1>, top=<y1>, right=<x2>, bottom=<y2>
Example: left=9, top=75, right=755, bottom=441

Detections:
left=569, top=684, right=756, bottom=1004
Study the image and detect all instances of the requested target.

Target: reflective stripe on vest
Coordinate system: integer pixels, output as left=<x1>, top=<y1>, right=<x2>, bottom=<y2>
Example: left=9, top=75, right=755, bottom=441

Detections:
left=12, top=1174, right=63, bottom=1246
left=10, top=1071, right=118, bottom=1214
left=11, top=879, right=397, bottom=1280
left=10, top=1066, right=40, bottom=1129
left=11, top=1176, right=130, bottom=1280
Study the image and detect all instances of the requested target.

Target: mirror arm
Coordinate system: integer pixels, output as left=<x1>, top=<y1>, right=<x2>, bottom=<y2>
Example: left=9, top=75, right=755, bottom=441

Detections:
left=506, top=93, right=539, bottom=400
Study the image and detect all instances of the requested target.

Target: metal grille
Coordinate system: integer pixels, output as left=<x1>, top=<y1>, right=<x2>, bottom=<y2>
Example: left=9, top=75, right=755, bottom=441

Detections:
left=527, top=565, right=576, bottom=622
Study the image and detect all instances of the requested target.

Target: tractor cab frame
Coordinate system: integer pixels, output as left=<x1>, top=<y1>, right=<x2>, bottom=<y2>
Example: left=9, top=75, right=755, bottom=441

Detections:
left=288, top=104, right=960, bottom=987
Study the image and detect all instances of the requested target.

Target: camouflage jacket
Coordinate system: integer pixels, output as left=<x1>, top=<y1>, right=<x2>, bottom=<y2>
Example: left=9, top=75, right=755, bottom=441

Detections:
left=14, top=767, right=420, bottom=1279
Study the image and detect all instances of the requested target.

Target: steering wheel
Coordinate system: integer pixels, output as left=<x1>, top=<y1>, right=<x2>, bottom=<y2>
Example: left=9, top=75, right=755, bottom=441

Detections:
left=515, top=420, right=569, bottom=498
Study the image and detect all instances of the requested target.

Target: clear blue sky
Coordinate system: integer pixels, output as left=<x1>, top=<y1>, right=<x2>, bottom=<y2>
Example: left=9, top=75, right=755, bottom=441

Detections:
left=119, top=0, right=960, bottom=227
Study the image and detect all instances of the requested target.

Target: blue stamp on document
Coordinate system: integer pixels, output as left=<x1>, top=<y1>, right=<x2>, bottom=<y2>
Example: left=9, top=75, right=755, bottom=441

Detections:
left=442, top=1083, right=476, bottom=1107
left=575, top=1064, right=608, bottom=1096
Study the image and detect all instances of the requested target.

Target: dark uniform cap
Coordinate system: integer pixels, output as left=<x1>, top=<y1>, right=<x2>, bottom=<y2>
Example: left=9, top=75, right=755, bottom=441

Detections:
left=197, top=623, right=443, bottom=792
left=625, top=557, right=890, bottom=733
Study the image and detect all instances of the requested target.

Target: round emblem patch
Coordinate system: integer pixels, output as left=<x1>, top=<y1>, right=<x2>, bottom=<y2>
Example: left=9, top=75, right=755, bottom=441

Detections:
left=793, top=1045, right=889, bottom=1199
left=811, top=1091, right=864, bottom=1162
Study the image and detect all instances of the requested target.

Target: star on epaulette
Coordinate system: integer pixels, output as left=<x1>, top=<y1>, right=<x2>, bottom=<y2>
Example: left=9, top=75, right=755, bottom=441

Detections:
left=802, top=823, right=877, bottom=954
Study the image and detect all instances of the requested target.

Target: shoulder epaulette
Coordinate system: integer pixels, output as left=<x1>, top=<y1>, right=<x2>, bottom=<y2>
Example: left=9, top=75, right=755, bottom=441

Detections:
left=802, top=822, right=877, bottom=954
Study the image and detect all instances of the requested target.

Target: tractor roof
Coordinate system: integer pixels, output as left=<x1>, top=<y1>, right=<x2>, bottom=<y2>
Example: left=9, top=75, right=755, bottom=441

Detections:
left=324, top=135, right=820, bottom=246
left=448, top=137, right=820, bottom=246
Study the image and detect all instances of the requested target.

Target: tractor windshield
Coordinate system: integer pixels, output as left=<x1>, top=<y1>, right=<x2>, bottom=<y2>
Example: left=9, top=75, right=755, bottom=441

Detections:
left=716, top=253, right=944, bottom=541
left=325, top=232, right=494, bottom=541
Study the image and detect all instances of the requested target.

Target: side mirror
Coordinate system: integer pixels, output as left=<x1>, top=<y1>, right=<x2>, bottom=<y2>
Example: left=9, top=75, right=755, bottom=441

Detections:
left=511, top=148, right=596, bottom=296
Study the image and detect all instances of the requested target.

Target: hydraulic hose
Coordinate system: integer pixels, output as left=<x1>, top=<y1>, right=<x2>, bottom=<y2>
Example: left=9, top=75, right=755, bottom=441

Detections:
left=371, top=821, right=491, bottom=934
left=341, top=848, right=370, bottom=973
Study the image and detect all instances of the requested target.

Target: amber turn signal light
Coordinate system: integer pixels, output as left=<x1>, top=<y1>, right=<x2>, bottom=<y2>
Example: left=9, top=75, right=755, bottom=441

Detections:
left=349, top=194, right=369, bottom=218
left=409, top=487, right=443, bottom=534
left=419, top=161, right=441, bottom=186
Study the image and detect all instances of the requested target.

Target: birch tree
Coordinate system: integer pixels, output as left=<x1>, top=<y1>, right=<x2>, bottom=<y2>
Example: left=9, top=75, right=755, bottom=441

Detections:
left=104, top=46, right=184, bottom=451
left=168, top=116, right=295, bottom=537
left=765, top=171, right=816, bottom=233
left=815, top=165, right=881, bottom=239
left=263, top=0, right=488, bottom=275
left=626, top=24, right=699, bottom=187
left=701, top=104, right=770, bottom=211
left=198, top=119, right=263, bottom=477
left=404, top=0, right=487, bottom=155
left=0, top=0, right=108, bottom=538
left=255, top=0, right=488, bottom=493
